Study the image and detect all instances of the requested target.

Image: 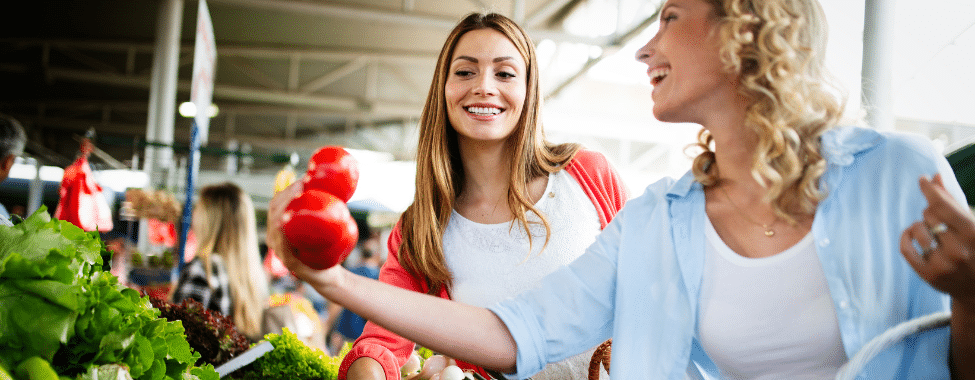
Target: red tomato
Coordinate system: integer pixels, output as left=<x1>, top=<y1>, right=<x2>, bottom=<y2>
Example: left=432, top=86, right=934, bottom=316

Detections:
left=281, top=190, right=359, bottom=270
left=303, top=146, right=359, bottom=202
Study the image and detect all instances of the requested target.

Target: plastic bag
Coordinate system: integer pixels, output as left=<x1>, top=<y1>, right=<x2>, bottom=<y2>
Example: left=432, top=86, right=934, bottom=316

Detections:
left=54, top=155, right=114, bottom=232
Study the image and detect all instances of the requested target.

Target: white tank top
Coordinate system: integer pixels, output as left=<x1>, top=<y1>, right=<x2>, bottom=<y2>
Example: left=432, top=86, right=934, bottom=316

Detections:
left=443, top=170, right=603, bottom=379
left=698, top=216, right=847, bottom=379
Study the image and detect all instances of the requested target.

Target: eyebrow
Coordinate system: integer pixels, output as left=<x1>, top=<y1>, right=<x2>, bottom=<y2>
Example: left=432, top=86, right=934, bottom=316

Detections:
left=453, top=55, right=517, bottom=64
left=657, top=3, right=680, bottom=21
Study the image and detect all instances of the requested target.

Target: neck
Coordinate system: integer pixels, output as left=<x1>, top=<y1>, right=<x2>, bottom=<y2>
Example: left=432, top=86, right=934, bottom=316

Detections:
left=703, top=103, right=762, bottom=191
left=456, top=139, right=514, bottom=203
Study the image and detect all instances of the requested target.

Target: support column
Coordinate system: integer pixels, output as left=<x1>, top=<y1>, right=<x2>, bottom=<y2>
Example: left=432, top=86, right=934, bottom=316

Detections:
left=861, top=0, right=895, bottom=130
left=140, top=0, right=184, bottom=255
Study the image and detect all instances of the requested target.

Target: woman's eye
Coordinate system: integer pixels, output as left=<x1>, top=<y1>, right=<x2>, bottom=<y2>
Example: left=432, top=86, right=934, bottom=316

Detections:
left=662, top=13, right=677, bottom=23
left=497, top=71, right=516, bottom=79
left=453, top=70, right=474, bottom=77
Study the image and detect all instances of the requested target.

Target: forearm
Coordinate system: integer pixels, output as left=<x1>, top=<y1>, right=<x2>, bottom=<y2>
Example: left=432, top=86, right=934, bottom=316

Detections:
left=951, top=300, right=975, bottom=380
left=314, top=267, right=518, bottom=373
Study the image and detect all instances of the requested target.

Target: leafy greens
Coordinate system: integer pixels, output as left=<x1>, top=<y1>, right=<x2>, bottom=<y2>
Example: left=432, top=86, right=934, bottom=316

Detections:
left=0, top=207, right=218, bottom=380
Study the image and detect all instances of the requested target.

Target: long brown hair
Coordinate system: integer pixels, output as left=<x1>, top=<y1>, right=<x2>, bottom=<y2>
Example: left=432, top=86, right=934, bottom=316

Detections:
left=692, top=0, right=845, bottom=223
left=399, top=13, right=580, bottom=294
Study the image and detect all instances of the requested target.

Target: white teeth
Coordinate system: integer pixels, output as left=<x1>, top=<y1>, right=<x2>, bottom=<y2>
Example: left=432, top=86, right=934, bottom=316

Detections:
left=649, top=67, right=670, bottom=83
left=466, top=106, right=501, bottom=115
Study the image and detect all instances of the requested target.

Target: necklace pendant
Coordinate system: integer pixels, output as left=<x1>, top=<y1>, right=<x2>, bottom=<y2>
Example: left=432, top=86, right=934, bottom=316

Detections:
left=764, top=229, right=774, bottom=237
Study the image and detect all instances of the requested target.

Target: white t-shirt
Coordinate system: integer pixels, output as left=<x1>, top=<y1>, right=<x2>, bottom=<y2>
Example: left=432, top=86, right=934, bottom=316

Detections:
left=698, top=216, right=847, bottom=379
left=443, top=170, right=604, bottom=380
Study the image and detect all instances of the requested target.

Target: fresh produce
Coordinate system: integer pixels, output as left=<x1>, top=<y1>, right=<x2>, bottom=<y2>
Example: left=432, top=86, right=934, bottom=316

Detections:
left=303, top=146, right=359, bottom=203
left=14, top=356, right=58, bottom=380
left=149, top=297, right=251, bottom=366
left=282, top=190, right=359, bottom=270
left=0, top=207, right=218, bottom=380
left=401, top=352, right=421, bottom=377
left=232, top=328, right=342, bottom=380
left=439, top=365, right=466, bottom=380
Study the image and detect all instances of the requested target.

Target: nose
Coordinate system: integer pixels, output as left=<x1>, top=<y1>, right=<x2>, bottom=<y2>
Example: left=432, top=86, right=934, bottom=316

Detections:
left=473, top=75, right=497, bottom=96
left=634, top=33, right=658, bottom=65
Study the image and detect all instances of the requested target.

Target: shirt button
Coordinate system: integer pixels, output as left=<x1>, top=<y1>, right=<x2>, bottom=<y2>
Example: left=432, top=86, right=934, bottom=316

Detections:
left=839, top=301, right=849, bottom=309
left=819, top=238, right=830, bottom=247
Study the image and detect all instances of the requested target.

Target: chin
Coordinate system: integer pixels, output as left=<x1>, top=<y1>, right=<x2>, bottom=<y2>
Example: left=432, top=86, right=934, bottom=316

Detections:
left=652, top=106, right=676, bottom=123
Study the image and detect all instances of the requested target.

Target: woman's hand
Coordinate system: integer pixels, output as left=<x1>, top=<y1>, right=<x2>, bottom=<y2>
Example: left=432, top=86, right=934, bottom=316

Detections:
left=900, top=174, right=975, bottom=304
left=900, top=174, right=975, bottom=379
left=266, top=181, right=345, bottom=290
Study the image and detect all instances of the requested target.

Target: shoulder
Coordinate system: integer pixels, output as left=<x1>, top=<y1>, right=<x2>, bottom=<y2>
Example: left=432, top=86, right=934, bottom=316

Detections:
left=615, top=176, right=682, bottom=218
left=822, top=125, right=941, bottom=169
left=566, top=149, right=612, bottom=170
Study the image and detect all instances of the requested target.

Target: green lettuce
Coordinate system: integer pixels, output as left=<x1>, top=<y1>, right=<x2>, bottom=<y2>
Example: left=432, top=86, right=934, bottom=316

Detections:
left=0, top=207, right=218, bottom=380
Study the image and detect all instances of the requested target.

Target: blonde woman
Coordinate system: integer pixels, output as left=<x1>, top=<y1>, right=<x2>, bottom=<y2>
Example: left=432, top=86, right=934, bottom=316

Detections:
left=172, top=182, right=269, bottom=342
left=267, top=0, right=974, bottom=378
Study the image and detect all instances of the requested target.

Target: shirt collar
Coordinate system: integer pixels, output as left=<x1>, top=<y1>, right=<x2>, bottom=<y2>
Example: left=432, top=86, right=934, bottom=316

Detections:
left=663, top=125, right=882, bottom=200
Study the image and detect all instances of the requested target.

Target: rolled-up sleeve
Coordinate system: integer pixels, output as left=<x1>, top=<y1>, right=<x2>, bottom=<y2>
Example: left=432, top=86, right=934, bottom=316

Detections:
left=488, top=213, right=623, bottom=379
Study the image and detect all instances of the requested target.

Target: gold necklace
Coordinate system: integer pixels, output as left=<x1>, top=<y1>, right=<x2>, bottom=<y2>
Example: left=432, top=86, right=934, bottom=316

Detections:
left=718, top=184, right=777, bottom=237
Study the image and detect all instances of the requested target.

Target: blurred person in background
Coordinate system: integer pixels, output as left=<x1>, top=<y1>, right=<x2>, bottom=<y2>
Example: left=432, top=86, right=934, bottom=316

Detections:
left=171, top=182, right=269, bottom=342
left=0, top=114, right=27, bottom=226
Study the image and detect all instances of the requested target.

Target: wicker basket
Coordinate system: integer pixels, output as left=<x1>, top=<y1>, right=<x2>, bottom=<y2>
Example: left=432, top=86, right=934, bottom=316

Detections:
left=588, top=339, right=612, bottom=380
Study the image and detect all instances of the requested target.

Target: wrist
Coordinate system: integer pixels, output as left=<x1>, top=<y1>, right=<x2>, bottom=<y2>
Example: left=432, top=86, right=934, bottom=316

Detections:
left=953, top=297, right=975, bottom=317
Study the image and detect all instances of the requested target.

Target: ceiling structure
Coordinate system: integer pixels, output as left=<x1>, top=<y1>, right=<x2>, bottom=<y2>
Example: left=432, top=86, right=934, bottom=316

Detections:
left=0, top=0, right=663, bottom=180
left=4, top=0, right=973, bottom=212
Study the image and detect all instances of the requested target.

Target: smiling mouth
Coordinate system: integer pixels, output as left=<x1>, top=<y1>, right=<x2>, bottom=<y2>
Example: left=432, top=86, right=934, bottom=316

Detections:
left=465, top=106, right=503, bottom=116
left=649, top=67, right=670, bottom=86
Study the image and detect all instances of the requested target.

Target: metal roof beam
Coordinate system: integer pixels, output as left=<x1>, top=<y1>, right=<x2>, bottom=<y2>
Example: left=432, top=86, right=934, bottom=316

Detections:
left=209, top=0, right=610, bottom=46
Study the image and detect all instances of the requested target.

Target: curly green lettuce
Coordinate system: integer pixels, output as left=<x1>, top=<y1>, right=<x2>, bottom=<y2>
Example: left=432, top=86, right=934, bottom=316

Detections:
left=234, top=328, right=341, bottom=380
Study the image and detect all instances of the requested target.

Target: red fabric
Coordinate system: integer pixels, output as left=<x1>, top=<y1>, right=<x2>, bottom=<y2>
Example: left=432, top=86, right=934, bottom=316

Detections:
left=147, top=218, right=177, bottom=247
left=54, top=155, right=114, bottom=232
left=264, top=249, right=292, bottom=278
left=337, top=150, right=628, bottom=379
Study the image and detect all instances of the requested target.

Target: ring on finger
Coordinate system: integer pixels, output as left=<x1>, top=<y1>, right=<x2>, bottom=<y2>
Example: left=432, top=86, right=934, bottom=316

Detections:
left=928, top=222, right=948, bottom=235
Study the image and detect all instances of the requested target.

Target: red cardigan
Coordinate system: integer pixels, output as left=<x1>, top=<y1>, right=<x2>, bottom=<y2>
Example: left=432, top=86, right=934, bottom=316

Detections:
left=338, top=150, right=629, bottom=379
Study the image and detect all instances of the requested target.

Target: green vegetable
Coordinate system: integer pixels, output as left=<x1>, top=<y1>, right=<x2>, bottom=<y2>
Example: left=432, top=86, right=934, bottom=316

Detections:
left=234, top=328, right=341, bottom=380
left=14, top=357, right=59, bottom=380
left=0, top=207, right=218, bottom=380
left=416, top=346, right=435, bottom=361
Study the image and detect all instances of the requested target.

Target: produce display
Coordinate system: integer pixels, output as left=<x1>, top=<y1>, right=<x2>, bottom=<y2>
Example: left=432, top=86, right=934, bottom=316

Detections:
left=148, top=297, right=251, bottom=366
left=0, top=207, right=218, bottom=380
left=282, top=146, right=360, bottom=270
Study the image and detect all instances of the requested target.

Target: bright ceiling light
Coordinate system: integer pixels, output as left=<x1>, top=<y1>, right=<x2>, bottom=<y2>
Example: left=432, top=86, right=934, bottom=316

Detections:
left=178, top=102, right=219, bottom=118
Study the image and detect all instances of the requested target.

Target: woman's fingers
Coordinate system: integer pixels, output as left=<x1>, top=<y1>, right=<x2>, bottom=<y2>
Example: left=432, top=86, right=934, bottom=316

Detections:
left=903, top=175, right=975, bottom=303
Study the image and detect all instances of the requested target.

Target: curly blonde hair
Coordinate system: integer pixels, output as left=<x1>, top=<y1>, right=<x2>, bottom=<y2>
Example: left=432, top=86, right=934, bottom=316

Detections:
left=691, top=0, right=845, bottom=223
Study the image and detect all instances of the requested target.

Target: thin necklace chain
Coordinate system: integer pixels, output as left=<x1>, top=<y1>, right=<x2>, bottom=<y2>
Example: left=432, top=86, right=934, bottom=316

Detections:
left=718, top=184, right=778, bottom=238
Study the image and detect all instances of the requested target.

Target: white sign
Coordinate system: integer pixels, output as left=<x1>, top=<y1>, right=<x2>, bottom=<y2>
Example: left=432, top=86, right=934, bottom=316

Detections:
left=190, top=0, right=216, bottom=145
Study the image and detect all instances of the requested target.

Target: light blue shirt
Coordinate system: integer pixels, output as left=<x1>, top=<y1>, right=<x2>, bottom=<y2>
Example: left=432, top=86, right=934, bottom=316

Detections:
left=0, top=203, right=11, bottom=226
left=490, top=126, right=963, bottom=380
